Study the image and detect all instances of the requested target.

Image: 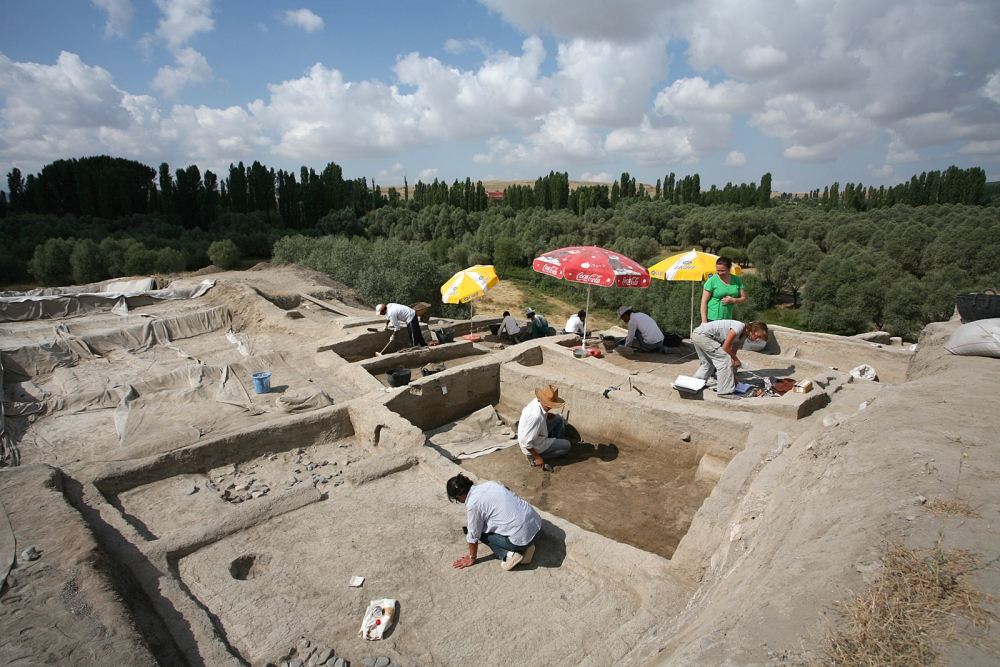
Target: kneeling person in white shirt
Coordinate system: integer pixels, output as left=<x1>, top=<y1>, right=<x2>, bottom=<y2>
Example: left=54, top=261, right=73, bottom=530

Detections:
left=448, top=474, right=541, bottom=571
left=616, top=306, right=665, bottom=352
left=517, top=385, right=570, bottom=470
left=564, top=309, right=586, bottom=335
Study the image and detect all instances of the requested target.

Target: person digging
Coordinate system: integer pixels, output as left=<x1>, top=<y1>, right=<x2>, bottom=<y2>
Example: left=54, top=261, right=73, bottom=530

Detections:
left=376, top=302, right=428, bottom=348
left=448, top=473, right=540, bottom=571
left=517, top=385, right=571, bottom=472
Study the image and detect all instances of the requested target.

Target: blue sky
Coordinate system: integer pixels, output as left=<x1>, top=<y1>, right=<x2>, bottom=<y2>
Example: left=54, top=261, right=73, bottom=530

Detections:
left=1, top=0, right=999, bottom=193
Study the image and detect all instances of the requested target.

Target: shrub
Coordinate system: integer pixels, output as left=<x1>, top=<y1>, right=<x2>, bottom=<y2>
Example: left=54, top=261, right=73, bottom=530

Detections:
left=154, top=247, right=186, bottom=274
left=70, top=238, right=107, bottom=285
left=208, top=239, right=241, bottom=270
left=28, top=238, right=75, bottom=286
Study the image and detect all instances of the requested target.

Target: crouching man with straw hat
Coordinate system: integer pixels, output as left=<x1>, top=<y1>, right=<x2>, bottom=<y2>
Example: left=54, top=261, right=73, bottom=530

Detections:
left=517, top=385, right=570, bottom=472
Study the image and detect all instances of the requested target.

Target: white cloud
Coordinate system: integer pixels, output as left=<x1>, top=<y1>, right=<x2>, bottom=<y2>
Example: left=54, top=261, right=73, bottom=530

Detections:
left=983, top=71, right=1000, bottom=104
left=444, top=38, right=490, bottom=56
left=377, top=162, right=405, bottom=180
left=91, top=0, right=134, bottom=38
left=417, top=168, right=439, bottom=181
left=741, top=45, right=788, bottom=75
left=152, top=0, right=215, bottom=51
left=606, top=112, right=731, bottom=165
left=885, top=130, right=918, bottom=164
left=959, top=139, right=1000, bottom=160
left=282, top=9, right=324, bottom=33
left=151, top=47, right=213, bottom=97
left=870, top=164, right=895, bottom=178
left=160, top=104, right=268, bottom=165
left=750, top=94, right=876, bottom=162
left=553, top=37, right=668, bottom=127
left=723, top=150, right=745, bottom=166
left=579, top=171, right=613, bottom=182
left=654, top=77, right=754, bottom=114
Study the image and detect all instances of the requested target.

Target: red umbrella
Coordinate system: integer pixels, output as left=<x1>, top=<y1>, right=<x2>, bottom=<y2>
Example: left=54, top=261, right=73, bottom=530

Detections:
left=532, top=246, right=650, bottom=346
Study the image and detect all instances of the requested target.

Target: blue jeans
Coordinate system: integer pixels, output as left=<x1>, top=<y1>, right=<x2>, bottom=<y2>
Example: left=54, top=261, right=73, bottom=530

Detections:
left=480, top=532, right=532, bottom=560
left=630, top=330, right=664, bottom=352
left=538, top=414, right=570, bottom=459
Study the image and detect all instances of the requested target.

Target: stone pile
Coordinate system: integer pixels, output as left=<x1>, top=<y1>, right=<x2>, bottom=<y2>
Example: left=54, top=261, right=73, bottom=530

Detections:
left=272, top=637, right=345, bottom=667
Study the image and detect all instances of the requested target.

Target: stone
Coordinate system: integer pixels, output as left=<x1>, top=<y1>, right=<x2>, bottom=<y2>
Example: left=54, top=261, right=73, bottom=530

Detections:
left=21, top=546, right=40, bottom=561
left=854, top=330, right=891, bottom=345
left=374, top=658, right=390, bottom=667
left=362, top=659, right=377, bottom=667
left=316, top=648, right=333, bottom=663
left=915, top=494, right=927, bottom=505
left=680, top=432, right=691, bottom=442
left=289, top=660, right=304, bottom=667
left=333, top=659, right=345, bottom=667
left=187, top=485, right=198, bottom=495
left=206, top=480, right=219, bottom=492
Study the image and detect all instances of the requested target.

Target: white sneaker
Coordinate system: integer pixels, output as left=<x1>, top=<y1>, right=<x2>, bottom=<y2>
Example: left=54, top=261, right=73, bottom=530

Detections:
left=705, top=378, right=717, bottom=387
left=501, top=550, right=524, bottom=571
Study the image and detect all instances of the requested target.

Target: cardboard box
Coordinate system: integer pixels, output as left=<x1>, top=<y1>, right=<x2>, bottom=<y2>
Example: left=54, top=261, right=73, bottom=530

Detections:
left=793, top=380, right=813, bottom=393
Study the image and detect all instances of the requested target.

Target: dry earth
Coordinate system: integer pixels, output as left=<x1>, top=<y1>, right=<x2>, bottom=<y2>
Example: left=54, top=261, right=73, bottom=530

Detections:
left=0, top=263, right=997, bottom=667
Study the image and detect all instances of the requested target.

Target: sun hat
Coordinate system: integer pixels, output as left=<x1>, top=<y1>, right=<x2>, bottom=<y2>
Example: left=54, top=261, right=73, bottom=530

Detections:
left=525, top=307, right=535, bottom=316
left=375, top=304, right=385, bottom=314
left=534, top=385, right=565, bottom=409
left=616, top=305, right=633, bottom=320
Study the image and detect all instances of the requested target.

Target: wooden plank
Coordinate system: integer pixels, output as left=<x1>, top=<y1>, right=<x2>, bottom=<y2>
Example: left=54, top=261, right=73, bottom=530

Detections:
left=298, top=292, right=350, bottom=317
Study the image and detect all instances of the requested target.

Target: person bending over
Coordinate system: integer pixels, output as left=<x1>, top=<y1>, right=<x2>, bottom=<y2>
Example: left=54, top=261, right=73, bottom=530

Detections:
left=525, top=308, right=552, bottom=338
left=448, top=474, right=540, bottom=571
left=691, top=320, right=768, bottom=400
left=376, top=302, right=428, bottom=348
left=518, top=385, right=570, bottom=471
left=499, top=311, right=529, bottom=343
left=616, top=306, right=666, bottom=352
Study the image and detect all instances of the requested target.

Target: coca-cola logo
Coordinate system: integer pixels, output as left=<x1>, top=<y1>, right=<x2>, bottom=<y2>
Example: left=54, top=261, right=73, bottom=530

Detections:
left=540, top=264, right=560, bottom=276
left=618, top=276, right=642, bottom=286
left=574, top=273, right=607, bottom=284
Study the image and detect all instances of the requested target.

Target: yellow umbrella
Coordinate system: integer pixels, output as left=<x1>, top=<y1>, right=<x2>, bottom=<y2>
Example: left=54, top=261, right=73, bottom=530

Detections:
left=647, top=250, right=742, bottom=337
left=440, top=264, right=499, bottom=305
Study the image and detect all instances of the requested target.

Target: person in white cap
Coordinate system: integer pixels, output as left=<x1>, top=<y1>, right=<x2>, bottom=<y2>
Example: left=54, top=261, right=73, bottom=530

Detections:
left=616, top=306, right=666, bottom=352
left=376, top=303, right=428, bottom=347
left=525, top=307, right=551, bottom=338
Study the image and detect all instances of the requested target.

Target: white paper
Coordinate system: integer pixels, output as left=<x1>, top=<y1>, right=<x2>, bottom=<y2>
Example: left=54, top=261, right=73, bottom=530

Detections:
left=349, top=575, right=365, bottom=587
left=671, top=375, right=706, bottom=392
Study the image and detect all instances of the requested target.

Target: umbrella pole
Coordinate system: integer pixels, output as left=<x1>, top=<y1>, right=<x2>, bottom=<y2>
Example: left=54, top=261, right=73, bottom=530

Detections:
left=690, top=281, right=694, bottom=340
left=583, top=284, right=591, bottom=350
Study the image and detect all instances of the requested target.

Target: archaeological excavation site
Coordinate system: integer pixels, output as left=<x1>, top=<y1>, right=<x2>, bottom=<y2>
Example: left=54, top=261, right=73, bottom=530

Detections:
left=1, top=265, right=997, bottom=667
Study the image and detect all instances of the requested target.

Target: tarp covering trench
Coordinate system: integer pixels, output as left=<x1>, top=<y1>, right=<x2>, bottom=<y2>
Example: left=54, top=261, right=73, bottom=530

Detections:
left=0, top=278, right=216, bottom=323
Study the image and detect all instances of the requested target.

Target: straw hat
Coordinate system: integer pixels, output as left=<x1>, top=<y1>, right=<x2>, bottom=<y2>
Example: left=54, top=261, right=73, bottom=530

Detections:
left=616, top=305, right=633, bottom=320
left=534, top=385, right=565, bottom=409
left=525, top=307, right=535, bottom=317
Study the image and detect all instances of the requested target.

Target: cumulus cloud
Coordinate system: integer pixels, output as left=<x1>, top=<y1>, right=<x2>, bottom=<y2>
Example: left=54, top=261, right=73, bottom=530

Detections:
left=377, top=162, right=405, bottom=180
left=750, top=94, right=876, bottom=162
left=152, top=0, right=215, bottom=51
left=151, top=47, right=213, bottom=97
left=870, top=164, right=895, bottom=178
left=282, top=9, right=324, bottom=33
left=92, top=0, right=134, bottom=38
left=417, top=168, right=439, bottom=181
left=885, top=130, right=918, bottom=164
left=723, top=150, right=746, bottom=166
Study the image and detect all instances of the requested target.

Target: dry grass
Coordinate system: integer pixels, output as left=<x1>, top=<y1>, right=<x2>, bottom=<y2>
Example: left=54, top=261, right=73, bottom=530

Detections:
left=927, top=497, right=981, bottom=518
left=814, top=541, right=996, bottom=666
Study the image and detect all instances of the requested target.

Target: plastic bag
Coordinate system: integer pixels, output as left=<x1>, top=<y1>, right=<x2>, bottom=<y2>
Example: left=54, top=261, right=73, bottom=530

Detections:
left=359, top=598, right=397, bottom=640
left=944, top=318, right=1000, bottom=358
left=849, top=364, right=878, bottom=381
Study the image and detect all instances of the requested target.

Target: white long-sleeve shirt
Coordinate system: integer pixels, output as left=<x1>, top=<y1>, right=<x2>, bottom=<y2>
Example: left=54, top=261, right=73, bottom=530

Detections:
left=517, top=398, right=558, bottom=455
left=465, top=481, right=541, bottom=547
left=565, top=313, right=585, bottom=335
left=623, top=311, right=664, bottom=347
left=500, top=315, right=522, bottom=335
left=385, top=303, right=415, bottom=331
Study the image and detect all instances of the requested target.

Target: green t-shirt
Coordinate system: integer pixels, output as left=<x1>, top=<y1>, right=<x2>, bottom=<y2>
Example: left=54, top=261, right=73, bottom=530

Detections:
left=703, top=273, right=744, bottom=321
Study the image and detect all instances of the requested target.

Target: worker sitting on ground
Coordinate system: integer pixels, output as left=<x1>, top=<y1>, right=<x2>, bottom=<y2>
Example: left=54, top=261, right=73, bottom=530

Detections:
left=692, top=320, right=769, bottom=400
left=499, top=310, right=529, bottom=343
left=448, top=473, right=540, bottom=571
left=615, top=306, right=667, bottom=353
left=525, top=308, right=553, bottom=338
left=517, top=385, right=570, bottom=472
left=564, top=309, right=586, bottom=336
left=376, top=303, right=428, bottom=348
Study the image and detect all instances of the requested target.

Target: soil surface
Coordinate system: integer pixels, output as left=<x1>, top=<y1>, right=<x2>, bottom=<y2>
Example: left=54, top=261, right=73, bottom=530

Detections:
left=461, top=432, right=714, bottom=558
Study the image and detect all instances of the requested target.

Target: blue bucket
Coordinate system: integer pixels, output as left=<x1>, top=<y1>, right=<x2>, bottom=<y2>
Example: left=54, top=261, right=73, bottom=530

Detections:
left=251, top=371, right=271, bottom=394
